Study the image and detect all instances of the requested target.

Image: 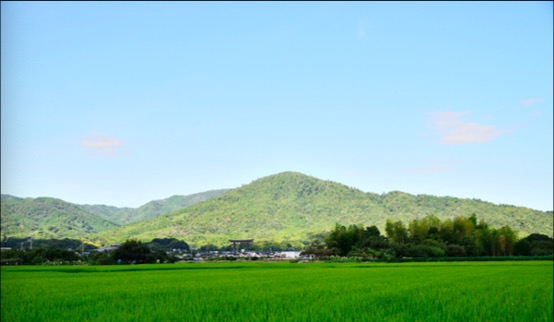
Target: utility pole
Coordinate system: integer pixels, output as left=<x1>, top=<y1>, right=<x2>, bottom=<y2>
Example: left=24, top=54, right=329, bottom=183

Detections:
left=29, top=235, right=33, bottom=250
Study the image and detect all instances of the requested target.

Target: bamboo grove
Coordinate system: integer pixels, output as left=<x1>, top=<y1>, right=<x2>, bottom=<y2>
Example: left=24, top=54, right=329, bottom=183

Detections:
left=303, top=214, right=553, bottom=259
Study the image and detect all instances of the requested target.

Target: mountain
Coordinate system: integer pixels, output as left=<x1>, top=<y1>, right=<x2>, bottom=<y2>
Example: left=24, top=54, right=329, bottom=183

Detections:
left=79, top=189, right=229, bottom=225
left=90, top=172, right=553, bottom=247
left=3, top=172, right=551, bottom=247
left=75, top=204, right=134, bottom=226
left=1, top=190, right=229, bottom=240
left=0, top=196, right=119, bottom=239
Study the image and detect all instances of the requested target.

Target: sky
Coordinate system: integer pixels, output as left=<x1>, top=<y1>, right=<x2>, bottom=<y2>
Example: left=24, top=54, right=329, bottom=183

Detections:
left=1, top=2, right=553, bottom=211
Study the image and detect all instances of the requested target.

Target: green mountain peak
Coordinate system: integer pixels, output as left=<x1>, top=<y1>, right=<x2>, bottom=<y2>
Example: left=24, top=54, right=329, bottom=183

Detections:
left=90, top=172, right=553, bottom=247
left=2, top=172, right=552, bottom=248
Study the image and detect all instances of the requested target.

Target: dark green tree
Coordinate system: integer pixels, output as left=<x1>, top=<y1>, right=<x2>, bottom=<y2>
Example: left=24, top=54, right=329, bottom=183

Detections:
left=147, top=238, right=189, bottom=252
left=357, top=225, right=388, bottom=250
left=514, top=234, right=553, bottom=256
left=302, top=240, right=334, bottom=258
left=112, top=239, right=154, bottom=264
left=325, top=224, right=354, bottom=256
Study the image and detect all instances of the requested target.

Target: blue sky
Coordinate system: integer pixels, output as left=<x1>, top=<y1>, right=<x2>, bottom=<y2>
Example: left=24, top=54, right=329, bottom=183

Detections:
left=1, top=2, right=552, bottom=210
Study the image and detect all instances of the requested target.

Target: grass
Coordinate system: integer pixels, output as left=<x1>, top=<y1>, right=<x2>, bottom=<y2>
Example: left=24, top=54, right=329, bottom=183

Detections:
left=1, top=261, right=552, bottom=321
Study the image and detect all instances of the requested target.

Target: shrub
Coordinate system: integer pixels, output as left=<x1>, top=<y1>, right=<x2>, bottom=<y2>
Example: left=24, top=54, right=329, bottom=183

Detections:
left=447, top=244, right=467, bottom=257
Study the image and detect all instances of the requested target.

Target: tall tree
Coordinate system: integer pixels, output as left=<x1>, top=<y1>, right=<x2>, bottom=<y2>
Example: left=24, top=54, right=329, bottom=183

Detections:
left=385, top=220, right=409, bottom=245
left=497, top=226, right=518, bottom=256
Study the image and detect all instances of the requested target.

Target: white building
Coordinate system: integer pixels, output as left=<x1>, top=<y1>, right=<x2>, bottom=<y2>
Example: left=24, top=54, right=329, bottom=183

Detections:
left=275, top=251, right=301, bottom=259
left=94, top=244, right=121, bottom=252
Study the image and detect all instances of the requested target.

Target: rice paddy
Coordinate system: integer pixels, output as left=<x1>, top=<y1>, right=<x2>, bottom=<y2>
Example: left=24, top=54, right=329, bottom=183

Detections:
left=1, top=261, right=552, bottom=322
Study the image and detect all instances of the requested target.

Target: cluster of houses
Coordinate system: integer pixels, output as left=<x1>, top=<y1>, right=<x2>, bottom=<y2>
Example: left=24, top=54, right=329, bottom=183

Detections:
left=91, top=240, right=306, bottom=261
left=4, top=238, right=309, bottom=262
left=94, top=244, right=121, bottom=253
left=179, top=250, right=304, bottom=261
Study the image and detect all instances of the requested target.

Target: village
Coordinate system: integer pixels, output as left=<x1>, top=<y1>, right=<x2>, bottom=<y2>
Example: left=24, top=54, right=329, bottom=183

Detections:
left=93, top=238, right=305, bottom=262
left=1, top=236, right=311, bottom=265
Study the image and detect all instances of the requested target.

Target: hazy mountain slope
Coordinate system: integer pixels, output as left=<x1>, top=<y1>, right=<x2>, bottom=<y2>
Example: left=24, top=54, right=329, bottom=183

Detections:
left=91, top=172, right=553, bottom=247
left=1, top=195, right=24, bottom=203
left=1, top=196, right=119, bottom=239
left=381, top=191, right=552, bottom=235
left=130, top=190, right=230, bottom=223
left=77, top=204, right=134, bottom=226
left=79, top=189, right=229, bottom=225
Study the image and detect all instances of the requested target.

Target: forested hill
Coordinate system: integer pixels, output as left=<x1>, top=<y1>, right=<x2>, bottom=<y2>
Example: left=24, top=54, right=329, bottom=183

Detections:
left=90, top=172, right=553, bottom=247
left=1, top=190, right=229, bottom=239
left=0, top=196, right=119, bottom=239
left=79, top=189, right=229, bottom=225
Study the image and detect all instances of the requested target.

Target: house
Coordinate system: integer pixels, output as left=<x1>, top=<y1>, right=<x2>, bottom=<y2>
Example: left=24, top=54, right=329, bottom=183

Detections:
left=275, top=251, right=301, bottom=259
left=94, top=244, right=121, bottom=252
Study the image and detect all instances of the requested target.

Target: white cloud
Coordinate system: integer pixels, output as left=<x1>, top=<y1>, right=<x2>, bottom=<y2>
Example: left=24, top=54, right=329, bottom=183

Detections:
left=440, top=122, right=502, bottom=145
left=81, top=132, right=123, bottom=155
left=520, top=98, right=544, bottom=107
left=431, top=112, right=507, bottom=145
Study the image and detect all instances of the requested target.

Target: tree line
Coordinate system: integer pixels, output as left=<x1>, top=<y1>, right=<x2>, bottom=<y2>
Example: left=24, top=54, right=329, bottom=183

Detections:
left=0, top=238, right=189, bottom=265
left=2, top=214, right=552, bottom=265
left=303, top=214, right=553, bottom=259
left=90, top=239, right=177, bottom=265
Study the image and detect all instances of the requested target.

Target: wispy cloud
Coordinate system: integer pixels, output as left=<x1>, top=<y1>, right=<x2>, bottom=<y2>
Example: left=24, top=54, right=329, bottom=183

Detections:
left=431, top=112, right=507, bottom=145
left=81, top=132, right=123, bottom=155
left=402, top=166, right=452, bottom=173
left=520, top=98, right=544, bottom=107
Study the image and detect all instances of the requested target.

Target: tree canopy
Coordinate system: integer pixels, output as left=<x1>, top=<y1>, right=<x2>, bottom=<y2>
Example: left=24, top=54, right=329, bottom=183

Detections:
left=304, top=214, right=552, bottom=259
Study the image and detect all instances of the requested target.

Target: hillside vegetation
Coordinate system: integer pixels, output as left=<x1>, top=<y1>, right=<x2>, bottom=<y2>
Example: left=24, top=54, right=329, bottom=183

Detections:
left=0, top=196, right=119, bottom=239
left=90, top=172, right=553, bottom=247
left=1, top=190, right=228, bottom=239
left=79, top=190, right=229, bottom=225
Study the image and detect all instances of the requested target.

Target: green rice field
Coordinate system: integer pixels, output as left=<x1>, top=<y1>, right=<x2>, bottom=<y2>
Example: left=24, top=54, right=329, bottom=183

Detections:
left=1, top=261, right=552, bottom=322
